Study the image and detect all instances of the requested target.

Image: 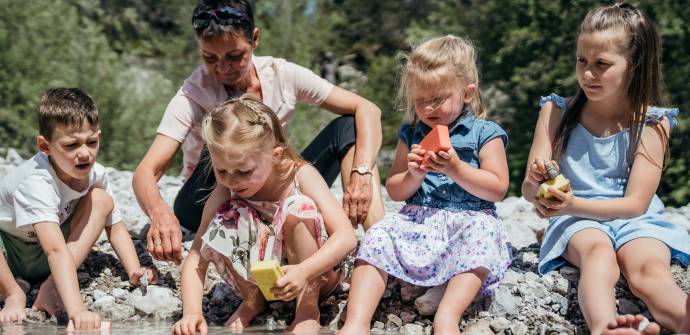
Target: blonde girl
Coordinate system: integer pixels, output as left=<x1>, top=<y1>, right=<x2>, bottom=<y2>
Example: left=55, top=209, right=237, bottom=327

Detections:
left=340, top=35, right=511, bottom=335
left=523, top=3, right=690, bottom=334
left=172, top=94, right=356, bottom=335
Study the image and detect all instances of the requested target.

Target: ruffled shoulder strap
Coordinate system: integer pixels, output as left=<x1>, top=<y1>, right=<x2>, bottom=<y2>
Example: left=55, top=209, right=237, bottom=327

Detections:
left=646, top=106, right=680, bottom=129
left=539, top=93, right=567, bottom=111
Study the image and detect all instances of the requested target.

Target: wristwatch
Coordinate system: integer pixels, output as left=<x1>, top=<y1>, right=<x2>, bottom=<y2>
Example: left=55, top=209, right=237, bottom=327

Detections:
left=351, top=164, right=373, bottom=176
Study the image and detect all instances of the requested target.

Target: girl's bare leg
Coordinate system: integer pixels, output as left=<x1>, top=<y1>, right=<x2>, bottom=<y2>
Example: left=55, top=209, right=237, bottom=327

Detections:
left=339, top=260, right=387, bottom=335
left=563, top=228, right=619, bottom=335
left=221, top=259, right=267, bottom=332
left=433, top=269, right=486, bottom=335
left=283, top=218, right=328, bottom=334
left=617, top=238, right=687, bottom=331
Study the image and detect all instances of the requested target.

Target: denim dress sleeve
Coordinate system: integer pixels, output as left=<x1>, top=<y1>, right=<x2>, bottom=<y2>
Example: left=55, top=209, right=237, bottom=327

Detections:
left=539, top=93, right=567, bottom=110
left=477, top=121, right=508, bottom=150
left=646, top=106, right=680, bottom=129
left=398, top=123, right=414, bottom=148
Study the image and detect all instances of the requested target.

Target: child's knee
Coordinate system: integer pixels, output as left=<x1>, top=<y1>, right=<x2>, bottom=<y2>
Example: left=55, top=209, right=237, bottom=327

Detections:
left=584, top=243, right=620, bottom=281
left=625, top=259, right=668, bottom=294
left=86, top=188, right=114, bottom=215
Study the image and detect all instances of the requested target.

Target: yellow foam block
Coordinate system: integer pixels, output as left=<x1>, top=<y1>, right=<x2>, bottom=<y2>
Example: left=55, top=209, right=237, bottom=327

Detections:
left=249, top=260, right=285, bottom=301
left=538, top=175, right=570, bottom=199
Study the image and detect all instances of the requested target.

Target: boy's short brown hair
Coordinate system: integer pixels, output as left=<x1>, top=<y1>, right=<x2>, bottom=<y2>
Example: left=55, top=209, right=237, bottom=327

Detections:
left=37, top=88, right=99, bottom=140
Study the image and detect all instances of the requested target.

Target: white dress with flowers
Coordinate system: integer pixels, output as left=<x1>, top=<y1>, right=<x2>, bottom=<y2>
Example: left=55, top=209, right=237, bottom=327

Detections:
left=200, top=167, right=326, bottom=293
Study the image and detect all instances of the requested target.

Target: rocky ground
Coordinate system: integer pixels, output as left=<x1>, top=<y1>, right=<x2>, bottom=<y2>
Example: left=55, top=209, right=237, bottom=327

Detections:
left=1, top=148, right=689, bottom=334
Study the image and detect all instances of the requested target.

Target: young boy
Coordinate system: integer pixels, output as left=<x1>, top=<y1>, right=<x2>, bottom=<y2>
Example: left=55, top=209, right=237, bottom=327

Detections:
left=0, top=88, right=155, bottom=330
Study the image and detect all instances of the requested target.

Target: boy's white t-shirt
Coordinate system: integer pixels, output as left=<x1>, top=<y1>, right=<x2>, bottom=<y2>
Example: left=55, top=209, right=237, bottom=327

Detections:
left=0, top=153, right=121, bottom=242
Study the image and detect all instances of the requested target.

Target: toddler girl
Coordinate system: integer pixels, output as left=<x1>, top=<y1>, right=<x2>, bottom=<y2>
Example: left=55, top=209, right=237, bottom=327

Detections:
left=340, top=35, right=512, bottom=335
left=171, top=94, right=356, bottom=335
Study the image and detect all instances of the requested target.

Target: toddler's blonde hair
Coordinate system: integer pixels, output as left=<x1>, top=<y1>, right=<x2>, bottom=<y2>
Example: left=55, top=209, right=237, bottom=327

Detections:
left=398, top=35, right=485, bottom=124
left=201, top=94, right=305, bottom=180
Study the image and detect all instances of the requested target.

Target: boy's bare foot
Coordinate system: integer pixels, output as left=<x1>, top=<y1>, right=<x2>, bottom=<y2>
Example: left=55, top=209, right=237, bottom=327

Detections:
left=338, top=324, right=371, bottom=335
left=224, top=298, right=266, bottom=332
left=602, top=315, right=660, bottom=335
left=32, top=280, right=63, bottom=316
left=0, top=290, right=27, bottom=323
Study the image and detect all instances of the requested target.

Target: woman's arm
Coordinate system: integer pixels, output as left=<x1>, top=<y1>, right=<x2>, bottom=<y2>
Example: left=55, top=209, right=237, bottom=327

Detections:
left=385, top=140, right=425, bottom=201
left=288, top=165, right=357, bottom=279
left=320, top=87, right=382, bottom=224
left=132, top=134, right=183, bottom=263
left=320, top=86, right=382, bottom=172
left=522, top=102, right=562, bottom=200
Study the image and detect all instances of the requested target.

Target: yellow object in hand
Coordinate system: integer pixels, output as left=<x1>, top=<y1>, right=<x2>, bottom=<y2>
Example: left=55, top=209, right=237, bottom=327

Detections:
left=249, top=260, right=285, bottom=301
left=538, top=175, right=570, bottom=199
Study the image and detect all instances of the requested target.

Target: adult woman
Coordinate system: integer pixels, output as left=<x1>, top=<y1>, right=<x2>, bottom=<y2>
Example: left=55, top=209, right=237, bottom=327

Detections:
left=133, top=0, right=384, bottom=263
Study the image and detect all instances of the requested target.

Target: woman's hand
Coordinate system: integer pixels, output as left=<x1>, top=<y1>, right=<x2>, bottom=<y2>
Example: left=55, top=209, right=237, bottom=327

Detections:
left=533, top=184, right=574, bottom=218
left=171, top=313, right=208, bottom=335
left=147, top=204, right=183, bottom=264
left=425, top=148, right=461, bottom=176
left=343, top=172, right=372, bottom=226
left=271, top=265, right=309, bottom=301
left=407, top=144, right=428, bottom=179
left=129, top=267, right=158, bottom=287
left=526, top=157, right=558, bottom=186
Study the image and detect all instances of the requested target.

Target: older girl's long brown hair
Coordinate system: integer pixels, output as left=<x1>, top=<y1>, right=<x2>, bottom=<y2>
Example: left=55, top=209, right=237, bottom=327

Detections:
left=554, top=2, right=668, bottom=167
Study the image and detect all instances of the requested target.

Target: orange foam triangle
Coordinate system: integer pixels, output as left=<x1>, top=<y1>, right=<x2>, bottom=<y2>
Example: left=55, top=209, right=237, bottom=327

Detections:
left=419, top=125, right=451, bottom=164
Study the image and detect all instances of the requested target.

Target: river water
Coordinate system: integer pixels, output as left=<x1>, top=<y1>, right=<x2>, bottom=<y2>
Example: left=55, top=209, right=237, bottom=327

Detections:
left=0, top=321, right=338, bottom=335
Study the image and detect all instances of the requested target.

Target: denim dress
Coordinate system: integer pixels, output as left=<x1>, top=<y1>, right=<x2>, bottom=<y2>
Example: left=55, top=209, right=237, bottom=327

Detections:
left=357, top=112, right=512, bottom=295
left=538, top=93, right=690, bottom=274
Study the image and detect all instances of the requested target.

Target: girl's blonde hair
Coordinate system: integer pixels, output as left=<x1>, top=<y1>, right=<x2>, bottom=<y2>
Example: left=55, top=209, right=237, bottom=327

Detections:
left=201, top=94, right=306, bottom=179
left=398, top=35, right=485, bottom=124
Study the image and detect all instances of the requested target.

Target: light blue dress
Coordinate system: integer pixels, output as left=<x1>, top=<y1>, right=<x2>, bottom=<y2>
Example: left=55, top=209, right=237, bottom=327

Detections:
left=538, top=93, right=690, bottom=275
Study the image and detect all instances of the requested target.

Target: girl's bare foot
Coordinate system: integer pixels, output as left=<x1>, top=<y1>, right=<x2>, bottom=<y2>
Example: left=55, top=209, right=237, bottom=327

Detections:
left=290, top=318, right=321, bottom=334
left=31, top=280, right=63, bottom=316
left=433, top=316, right=461, bottom=335
left=602, top=315, right=660, bottom=335
left=338, top=323, right=371, bottom=335
left=0, top=290, right=27, bottom=323
left=224, top=298, right=266, bottom=332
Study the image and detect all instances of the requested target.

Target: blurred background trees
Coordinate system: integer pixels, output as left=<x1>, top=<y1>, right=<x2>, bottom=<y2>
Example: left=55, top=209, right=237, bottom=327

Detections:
left=1, top=0, right=688, bottom=205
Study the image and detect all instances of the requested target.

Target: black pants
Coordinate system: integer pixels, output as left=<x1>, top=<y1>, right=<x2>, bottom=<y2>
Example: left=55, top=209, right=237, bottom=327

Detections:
left=173, top=115, right=356, bottom=232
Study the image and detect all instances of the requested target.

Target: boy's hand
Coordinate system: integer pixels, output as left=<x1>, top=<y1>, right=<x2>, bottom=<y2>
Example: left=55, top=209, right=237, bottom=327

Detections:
left=129, top=267, right=158, bottom=286
left=534, top=184, right=574, bottom=218
left=425, top=148, right=461, bottom=176
left=407, top=144, right=428, bottom=179
left=271, top=264, right=308, bottom=301
left=67, top=310, right=101, bottom=331
left=171, top=313, right=208, bottom=335
left=527, top=157, right=558, bottom=186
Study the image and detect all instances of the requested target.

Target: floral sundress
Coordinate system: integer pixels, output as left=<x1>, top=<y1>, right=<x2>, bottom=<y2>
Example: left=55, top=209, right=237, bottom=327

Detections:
left=200, top=167, right=326, bottom=293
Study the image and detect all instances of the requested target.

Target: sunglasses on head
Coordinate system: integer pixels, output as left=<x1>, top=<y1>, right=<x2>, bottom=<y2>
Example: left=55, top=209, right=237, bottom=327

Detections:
left=192, top=7, right=252, bottom=30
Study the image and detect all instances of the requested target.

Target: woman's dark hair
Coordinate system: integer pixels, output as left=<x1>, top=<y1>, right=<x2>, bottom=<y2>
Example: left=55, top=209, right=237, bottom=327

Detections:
left=554, top=2, right=667, bottom=166
left=192, top=0, right=255, bottom=41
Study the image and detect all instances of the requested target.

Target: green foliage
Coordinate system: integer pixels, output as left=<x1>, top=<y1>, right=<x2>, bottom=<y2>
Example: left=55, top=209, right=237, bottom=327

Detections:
left=0, top=0, right=689, bottom=205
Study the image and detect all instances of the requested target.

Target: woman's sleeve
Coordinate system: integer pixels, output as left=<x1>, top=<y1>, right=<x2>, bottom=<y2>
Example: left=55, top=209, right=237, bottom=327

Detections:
left=286, top=61, right=335, bottom=106
left=155, top=93, right=200, bottom=143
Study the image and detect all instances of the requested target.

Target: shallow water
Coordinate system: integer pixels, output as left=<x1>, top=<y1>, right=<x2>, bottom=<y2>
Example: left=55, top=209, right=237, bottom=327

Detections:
left=0, top=320, right=337, bottom=335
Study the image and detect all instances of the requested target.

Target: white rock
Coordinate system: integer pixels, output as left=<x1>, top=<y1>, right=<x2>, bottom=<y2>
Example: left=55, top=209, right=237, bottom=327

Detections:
left=402, top=323, right=424, bottom=335
left=127, top=285, right=181, bottom=318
